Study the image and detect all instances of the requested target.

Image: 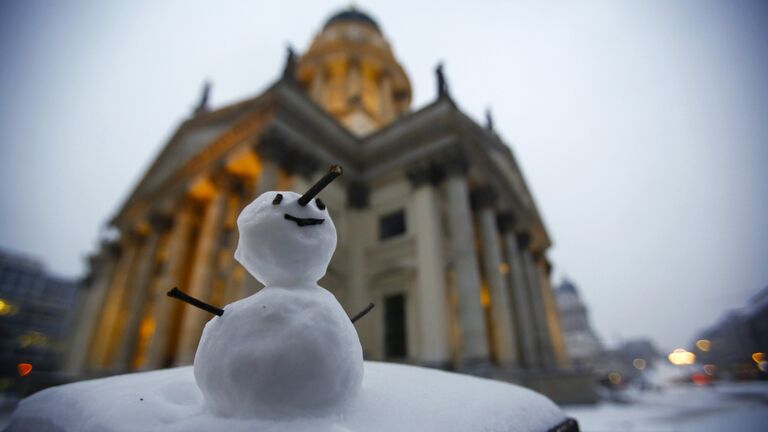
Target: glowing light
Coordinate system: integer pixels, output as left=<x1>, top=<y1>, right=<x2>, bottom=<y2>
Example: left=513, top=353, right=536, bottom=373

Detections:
left=695, top=339, right=711, bottom=352
left=480, top=286, right=490, bottom=307
left=668, top=348, right=696, bottom=365
left=17, top=363, right=32, bottom=377
left=608, top=372, right=622, bottom=385
left=759, top=361, right=768, bottom=372
left=0, top=299, right=17, bottom=316
left=703, top=364, right=717, bottom=376
left=498, top=263, right=510, bottom=275
left=632, top=358, right=647, bottom=370
left=752, top=352, right=765, bottom=363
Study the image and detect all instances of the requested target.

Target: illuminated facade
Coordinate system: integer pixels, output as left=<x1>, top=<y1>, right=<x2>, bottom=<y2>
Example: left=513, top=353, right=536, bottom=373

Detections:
left=67, top=8, right=568, bottom=378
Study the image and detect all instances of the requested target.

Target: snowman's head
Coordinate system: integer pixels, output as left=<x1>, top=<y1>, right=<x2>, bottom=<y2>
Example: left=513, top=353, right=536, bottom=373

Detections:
left=234, top=167, right=341, bottom=287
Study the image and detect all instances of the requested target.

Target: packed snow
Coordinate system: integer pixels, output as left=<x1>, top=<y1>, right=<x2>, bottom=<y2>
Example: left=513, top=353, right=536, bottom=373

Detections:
left=234, top=190, right=337, bottom=287
left=6, top=362, right=566, bottom=432
left=194, top=286, right=363, bottom=418
left=196, top=189, right=362, bottom=417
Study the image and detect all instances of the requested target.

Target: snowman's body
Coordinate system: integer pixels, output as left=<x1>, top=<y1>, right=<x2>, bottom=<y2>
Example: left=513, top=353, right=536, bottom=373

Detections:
left=193, top=190, right=363, bottom=419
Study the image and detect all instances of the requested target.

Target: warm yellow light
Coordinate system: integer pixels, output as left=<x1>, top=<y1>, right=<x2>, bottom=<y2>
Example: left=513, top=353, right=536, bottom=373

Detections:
left=632, top=358, right=647, bottom=370
left=752, top=352, right=765, bottom=363
left=668, top=348, right=696, bottom=365
left=695, top=339, right=711, bottom=352
left=0, top=299, right=14, bottom=316
left=480, top=286, right=490, bottom=307
left=608, top=372, right=622, bottom=385
left=188, top=176, right=216, bottom=201
left=226, top=150, right=261, bottom=178
left=498, top=263, right=510, bottom=275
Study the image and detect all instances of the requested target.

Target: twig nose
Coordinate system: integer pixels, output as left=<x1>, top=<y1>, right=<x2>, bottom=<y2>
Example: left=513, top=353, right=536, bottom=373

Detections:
left=298, top=165, right=343, bottom=206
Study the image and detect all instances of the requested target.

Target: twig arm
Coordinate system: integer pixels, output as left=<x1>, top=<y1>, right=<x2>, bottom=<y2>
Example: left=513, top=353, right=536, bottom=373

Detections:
left=350, top=302, right=375, bottom=323
left=167, top=287, right=224, bottom=317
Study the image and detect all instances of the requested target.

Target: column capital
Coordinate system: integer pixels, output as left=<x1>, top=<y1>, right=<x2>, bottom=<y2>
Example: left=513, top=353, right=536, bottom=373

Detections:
left=254, top=131, right=287, bottom=165
left=347, top=181, right=369, bottom=209
left=442, top=153, right=469, bottom=178
left=148, top=213, right=174, bottom=232
left=406, top=163, right=440, bottom=187
left=470, top=186, right=497, bottom=210
left=496, top=212, right=518, bottom=233
left=516, top=231, right=532, bottom=250
left=287, top=154, right=320, bottom=179
left=210, top=170, right=244, bottom=194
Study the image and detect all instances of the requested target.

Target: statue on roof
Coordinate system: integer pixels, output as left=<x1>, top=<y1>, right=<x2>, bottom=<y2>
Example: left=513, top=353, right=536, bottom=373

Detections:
left=485, top=107, right=495, bottom=131
left=282, top=45, right=297, bottom=83
left=435, top=62, right=449, bottom=98
left=194, top=80, right=211, bottom=115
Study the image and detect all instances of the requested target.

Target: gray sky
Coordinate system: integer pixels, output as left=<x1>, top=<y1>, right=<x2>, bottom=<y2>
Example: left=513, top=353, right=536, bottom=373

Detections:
left=1, top=0, right=766, bottom=351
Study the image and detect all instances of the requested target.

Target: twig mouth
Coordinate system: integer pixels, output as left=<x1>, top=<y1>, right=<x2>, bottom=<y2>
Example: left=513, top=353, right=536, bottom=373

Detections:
left=284, top=214, right=325, bottom=226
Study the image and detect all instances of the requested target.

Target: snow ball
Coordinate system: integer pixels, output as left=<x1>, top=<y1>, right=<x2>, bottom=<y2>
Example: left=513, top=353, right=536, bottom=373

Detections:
left=235, top=191, right=337, bottom=287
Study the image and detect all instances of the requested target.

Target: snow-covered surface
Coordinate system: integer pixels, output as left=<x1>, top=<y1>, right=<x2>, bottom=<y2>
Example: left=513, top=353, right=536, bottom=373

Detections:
left=565, top=381, right=768, bottom=432
left=6, top=362, right=566, bottom=432
left=194, top=286, right=363, bottom=418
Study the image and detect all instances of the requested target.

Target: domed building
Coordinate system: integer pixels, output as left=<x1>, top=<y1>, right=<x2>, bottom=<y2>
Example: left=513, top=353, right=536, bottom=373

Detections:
left=66, top=7, right=582, bottom=400
left=555, top=279, right=603, bottom=367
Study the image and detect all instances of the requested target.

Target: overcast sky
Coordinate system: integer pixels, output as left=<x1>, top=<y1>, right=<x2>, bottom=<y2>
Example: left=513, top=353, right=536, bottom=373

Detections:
left=1, top=0, right=766, bottom=351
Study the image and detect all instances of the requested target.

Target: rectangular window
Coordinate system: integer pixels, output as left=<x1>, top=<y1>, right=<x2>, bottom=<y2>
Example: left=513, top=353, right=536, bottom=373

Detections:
left=384, top=293, right=407, bottom=358
left=378, top=210, right=406, bottom=240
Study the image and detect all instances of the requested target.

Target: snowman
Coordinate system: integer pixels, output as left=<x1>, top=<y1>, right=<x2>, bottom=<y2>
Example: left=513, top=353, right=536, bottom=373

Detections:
left=168, top=165, right=371, bottom=419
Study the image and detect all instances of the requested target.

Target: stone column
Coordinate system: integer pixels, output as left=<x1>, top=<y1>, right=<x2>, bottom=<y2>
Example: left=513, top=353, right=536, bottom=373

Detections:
left=237, top=155, right=278, bottom=298
left=536, top=257, right=570, bottom=368
left=472, top=188, right=518, bottom=367
left=90, top=233, right=141, bottom=368
left=498, top=214, right=539, bottom=369
left=520, top=234, right=556, bottom=369
left=443, top=161, right=489, bottom=366
left=408, top=166, right=450, bottom=367
left=113, top=215, right=168, bottom=371
left=143, top=200, right=196, bottom=369
left=175, top=179, right=228, bottom=365
left=64, top=241, right=120, bottom=374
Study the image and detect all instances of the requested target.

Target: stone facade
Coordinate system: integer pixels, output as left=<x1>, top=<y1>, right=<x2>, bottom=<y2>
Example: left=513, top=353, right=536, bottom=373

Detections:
left=67, top=8, right=569, bottom=378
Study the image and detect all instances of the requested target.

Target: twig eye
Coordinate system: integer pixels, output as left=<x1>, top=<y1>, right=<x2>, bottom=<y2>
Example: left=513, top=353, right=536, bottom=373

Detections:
left=315, top=198, right=326, bottom=210
left=272, top=194, right=283, bottom=205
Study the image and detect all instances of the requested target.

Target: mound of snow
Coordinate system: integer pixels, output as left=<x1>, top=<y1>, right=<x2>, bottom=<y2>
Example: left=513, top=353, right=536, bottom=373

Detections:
left=7, top=362, right=566, bottom=432
left=194, top=286, right=363, bottom=418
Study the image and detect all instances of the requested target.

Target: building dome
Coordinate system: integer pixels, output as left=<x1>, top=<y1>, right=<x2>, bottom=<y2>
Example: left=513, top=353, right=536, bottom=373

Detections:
left=324, top=8, right=380, bottom=31
left=296, top=7, right=411, bottom=136
left=558, top=279, right=579, bottom=295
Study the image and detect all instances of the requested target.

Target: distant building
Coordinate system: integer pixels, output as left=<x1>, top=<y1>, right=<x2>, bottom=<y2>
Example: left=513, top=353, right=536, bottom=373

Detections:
left=0, top=249, right=80, bottom=392
left=555, top=279, right=602, bottom=367
left=694, top=286, right=768, bottom=380
left=67, top=8, right=574, bottom=392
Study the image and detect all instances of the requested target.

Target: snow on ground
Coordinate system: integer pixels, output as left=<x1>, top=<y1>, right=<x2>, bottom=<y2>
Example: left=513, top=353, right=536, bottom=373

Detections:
left=564, top=381, right=768, bottom=432
left=5, top=361, right=566, bottom=432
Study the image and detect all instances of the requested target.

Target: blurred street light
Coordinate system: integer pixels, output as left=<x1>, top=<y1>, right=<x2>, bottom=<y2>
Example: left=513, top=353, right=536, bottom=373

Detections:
left=668, top=348, right=696, bottom=365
